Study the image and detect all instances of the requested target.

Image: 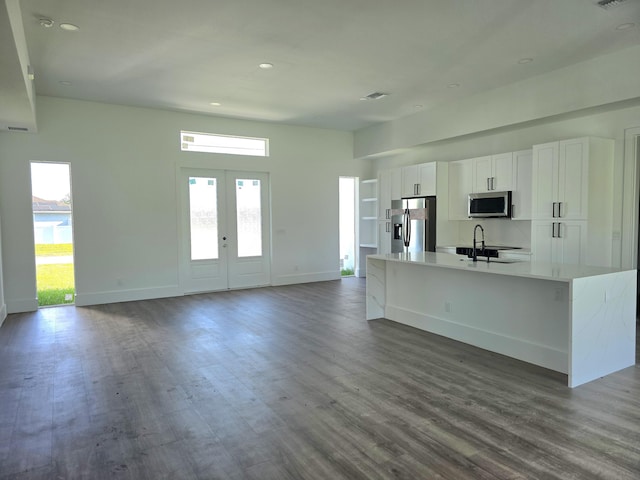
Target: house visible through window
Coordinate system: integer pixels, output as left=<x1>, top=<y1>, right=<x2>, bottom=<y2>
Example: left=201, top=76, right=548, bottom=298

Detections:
left=181, top=130, right=269, bottom=157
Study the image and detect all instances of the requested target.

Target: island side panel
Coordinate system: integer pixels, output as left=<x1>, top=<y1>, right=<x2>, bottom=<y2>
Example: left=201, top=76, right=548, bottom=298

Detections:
left=384, top=261, right=570, bottom=374
left=366, top=257, right=386, bottom=320
left=568, top=270, right=637, bottom=388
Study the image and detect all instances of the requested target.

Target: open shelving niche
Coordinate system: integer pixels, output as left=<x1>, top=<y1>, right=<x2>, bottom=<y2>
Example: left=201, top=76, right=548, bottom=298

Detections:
left=358, top=178, right=378, bottom=277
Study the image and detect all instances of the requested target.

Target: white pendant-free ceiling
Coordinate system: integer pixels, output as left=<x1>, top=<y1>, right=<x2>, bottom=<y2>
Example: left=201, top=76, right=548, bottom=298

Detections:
left=5, top=0, right=640, bottom=131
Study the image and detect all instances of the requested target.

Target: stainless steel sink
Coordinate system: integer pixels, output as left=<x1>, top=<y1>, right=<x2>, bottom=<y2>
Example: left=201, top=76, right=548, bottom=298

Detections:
left=460, top=258, right=522, bottom=264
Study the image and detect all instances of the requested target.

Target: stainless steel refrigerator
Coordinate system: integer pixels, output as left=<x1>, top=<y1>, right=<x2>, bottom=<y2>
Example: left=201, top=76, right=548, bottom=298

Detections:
left=391, top=197, right=436, bottom=254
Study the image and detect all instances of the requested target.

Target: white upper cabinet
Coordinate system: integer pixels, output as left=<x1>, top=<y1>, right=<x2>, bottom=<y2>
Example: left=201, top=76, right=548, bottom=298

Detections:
left=377, top=168, right=401, bottom=220
left=472, top=152, right=514, bottom=193
left=418, top=163, right=437, bottom=196
left=558, top=139, right=589, bottom=220
left=401, top=162, right=436, bottom=197
left=511, top=149, right=532, bottom=220
left=448, top=159, right=473, bottom=221
left=532, top=138, right=588, bottom=220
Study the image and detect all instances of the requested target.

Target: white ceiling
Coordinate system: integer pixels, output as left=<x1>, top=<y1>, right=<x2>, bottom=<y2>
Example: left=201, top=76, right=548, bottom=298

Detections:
left=4, top=0, right=640, bottom=132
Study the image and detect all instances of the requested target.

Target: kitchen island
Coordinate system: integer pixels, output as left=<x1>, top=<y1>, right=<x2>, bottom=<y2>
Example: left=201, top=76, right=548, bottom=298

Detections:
left=366, top=252, right=636, bottom=387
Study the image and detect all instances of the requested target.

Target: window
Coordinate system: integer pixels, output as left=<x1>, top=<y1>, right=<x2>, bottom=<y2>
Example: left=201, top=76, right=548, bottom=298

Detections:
left=181, top=130, right=269, bottom=157
left=235, top=179, right=262, bottom=257
left=188, top=177, right=218, bottom=260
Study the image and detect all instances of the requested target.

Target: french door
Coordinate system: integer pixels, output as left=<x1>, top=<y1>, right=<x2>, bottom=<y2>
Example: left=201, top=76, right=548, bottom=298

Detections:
left=179, top=168, right=271, bottom=293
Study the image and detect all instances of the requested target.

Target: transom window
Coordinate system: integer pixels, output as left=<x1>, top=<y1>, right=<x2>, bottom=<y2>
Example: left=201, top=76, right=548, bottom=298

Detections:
left=181, top=130, right=269, bottom=157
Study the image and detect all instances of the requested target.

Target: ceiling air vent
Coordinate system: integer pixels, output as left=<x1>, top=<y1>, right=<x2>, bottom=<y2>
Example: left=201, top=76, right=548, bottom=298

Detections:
left=597, top=0, right=628, bottom=9
left=8, top=126, right=29, bottom=131
left=360, top=92, right=389, bottom=101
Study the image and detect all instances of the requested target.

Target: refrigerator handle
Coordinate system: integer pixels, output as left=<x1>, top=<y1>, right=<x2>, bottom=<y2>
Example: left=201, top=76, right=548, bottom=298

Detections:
left=402, top=208, right=411, bottom=248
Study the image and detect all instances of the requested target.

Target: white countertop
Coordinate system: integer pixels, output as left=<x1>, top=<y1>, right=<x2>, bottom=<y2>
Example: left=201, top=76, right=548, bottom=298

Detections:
left=368, top=251, right=633, bottom=282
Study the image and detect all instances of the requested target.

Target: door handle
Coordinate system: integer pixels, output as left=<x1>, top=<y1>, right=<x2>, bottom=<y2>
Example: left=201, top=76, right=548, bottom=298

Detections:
left=402, top=209, right=411, bottom=247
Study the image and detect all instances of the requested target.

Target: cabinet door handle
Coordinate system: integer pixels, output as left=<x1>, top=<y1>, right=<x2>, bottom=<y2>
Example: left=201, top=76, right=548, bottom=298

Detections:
left=386, top=208, right=390, bottom=219
left=511, top=204, right=515, bottom=217
left=552, top=222, right=557, bottom=238
left=491, top=177, right=495, bottom=190
left=487, top=177, right=490, bottom=191
left=416, top=183, right=420, bottom=196
left=558, top=202, right=562, bottom=218
left=386, top=222, right=391, bottom=233
left=557, top=222, right=562, bottom=238
left=552, top=202, right=557, bottom=218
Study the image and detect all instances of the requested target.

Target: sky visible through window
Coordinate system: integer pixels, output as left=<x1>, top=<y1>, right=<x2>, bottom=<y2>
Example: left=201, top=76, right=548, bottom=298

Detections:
left=31, top=162, right=71, bottom=201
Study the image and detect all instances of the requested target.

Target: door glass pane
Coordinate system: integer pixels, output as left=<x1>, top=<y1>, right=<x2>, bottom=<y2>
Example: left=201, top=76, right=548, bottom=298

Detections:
left=189, top=177, right=218, bottom=260
left=236, top=179, right=262, bottom=257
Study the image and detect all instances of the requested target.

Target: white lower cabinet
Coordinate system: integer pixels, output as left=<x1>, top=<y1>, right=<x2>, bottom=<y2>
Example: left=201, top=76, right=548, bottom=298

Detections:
left=378, top=220, right=392, bottom=255
left=531, top=220, right=587, bottom=265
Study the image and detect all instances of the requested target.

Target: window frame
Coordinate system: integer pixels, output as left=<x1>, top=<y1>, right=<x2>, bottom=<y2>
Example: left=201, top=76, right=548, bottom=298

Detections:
left=180, top=130, right=269, bottom=157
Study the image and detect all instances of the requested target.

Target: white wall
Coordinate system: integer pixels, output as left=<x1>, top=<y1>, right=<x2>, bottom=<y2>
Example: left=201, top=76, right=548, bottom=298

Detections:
left=355, top=45, right=640, bottom=159
left=0, top=96, right=363, bottom=312
left=0, top=212, right=6, bottom=325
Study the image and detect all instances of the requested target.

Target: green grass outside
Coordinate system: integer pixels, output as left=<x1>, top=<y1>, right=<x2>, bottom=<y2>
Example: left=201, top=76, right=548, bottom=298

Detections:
left=35, top=244, right=75, bottom=307
left=341, top=267, right=355, bottom=276
left=35, top=243, right=73, bottom=256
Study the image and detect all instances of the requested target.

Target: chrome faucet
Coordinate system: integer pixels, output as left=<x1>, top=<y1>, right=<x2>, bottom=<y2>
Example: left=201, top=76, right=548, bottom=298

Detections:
left=473, top=224, right=485, bottom=262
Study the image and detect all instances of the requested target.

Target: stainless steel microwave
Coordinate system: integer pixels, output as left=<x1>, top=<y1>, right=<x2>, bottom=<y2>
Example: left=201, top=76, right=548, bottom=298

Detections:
left=468, top=191, right=512, bottom=218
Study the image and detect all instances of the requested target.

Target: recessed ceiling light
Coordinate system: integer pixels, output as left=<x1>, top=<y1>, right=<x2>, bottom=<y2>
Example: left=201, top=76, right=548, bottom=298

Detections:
left=414, top=104, right=424, bottom=109
left=59, top=23, right=79, bottom=31
left=59, top=81, right=72, bottom=86
left=39, top=18, right=54, bottom=28
left=209, top=102, right=221, bottom=106
left=447, top=83, right=460, bottom=88
left=259, top=63, right=274, bottom=69
left=518, top=58, right=534, bottom=64
left=616, top=23, right=635, bottom=30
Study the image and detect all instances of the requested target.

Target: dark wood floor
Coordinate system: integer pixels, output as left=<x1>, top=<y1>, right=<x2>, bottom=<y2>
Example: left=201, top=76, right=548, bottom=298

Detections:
left=0, top=278, right=639, bottom=479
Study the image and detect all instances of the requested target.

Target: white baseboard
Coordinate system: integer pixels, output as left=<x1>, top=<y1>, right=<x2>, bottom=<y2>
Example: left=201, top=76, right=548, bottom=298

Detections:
left=75, top=285, right=182, bottom=307
left=272, top=270, right=340, bottom=286
left=385, top=304, right=568, bottom=374
left=7, top=297, right=38, bottom=314
left=0, top=303, right=6, bottom=327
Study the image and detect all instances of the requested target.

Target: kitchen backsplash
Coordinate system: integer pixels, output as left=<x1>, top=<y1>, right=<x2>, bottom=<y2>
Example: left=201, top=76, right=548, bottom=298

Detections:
left=458, top=219, right=531, bottom=248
